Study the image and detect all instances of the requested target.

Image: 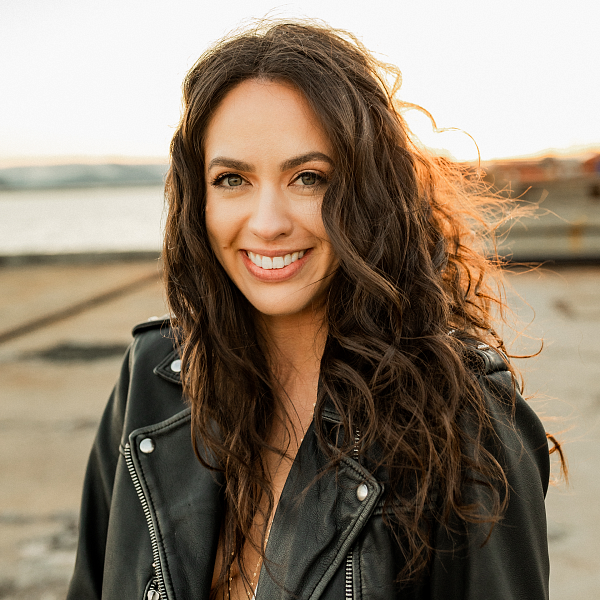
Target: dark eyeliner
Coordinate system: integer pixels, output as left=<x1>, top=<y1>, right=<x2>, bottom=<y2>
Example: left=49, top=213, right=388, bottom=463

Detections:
left=211, top=172, right=241, bottom=187
left=295, top=171, right=329, bottom=186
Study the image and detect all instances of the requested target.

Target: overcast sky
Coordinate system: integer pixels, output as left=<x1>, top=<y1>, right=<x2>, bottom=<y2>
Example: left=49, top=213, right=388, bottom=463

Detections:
left=1, top=0, right=598, bottom=164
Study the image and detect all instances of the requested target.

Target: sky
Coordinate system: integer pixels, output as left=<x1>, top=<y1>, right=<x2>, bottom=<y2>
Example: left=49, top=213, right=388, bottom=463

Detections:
left=1, top=0, right=599, bottom=165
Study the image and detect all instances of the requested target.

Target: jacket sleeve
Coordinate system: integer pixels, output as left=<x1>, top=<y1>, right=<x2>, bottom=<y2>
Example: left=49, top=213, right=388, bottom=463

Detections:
left=66, top=345, right=132, bottom=600
left=428, top=367, right=551, bottom=600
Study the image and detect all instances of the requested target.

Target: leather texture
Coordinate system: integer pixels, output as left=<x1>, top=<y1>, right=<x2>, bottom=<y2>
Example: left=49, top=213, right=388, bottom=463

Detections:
left=67, top=319, right=551, bottom=600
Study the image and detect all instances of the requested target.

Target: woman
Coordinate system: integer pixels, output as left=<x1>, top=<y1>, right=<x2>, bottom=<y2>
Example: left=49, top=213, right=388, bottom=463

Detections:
left=68, top=21, right=556, bottom=600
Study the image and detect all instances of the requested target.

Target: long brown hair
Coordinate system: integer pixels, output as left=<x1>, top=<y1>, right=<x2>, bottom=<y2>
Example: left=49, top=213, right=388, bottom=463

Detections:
left=164, top=20, right=540, bottom=596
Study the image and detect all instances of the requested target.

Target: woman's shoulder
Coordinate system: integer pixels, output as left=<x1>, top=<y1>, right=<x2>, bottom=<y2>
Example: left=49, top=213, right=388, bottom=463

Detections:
left=459, top=338, right=551, bottom=497
left=458, top=337, right=526, bottom=408
left=129, top=314, right=182, bottom=382
left=104, top=315, right=187, bottom=444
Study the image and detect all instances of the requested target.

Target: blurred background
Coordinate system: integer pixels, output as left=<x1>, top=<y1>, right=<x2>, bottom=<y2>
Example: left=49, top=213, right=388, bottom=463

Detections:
left=1, top=0, right=599, bottom=598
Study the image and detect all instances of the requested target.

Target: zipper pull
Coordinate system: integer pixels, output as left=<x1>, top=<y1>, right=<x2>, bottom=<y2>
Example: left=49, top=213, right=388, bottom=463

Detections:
left=146, top=579, right=160, bottom=600
left=146, top=563, right=161, bottom=600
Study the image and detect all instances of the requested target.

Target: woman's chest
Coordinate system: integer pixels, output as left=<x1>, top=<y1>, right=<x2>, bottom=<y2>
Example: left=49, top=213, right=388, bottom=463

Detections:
left=210, top=447, right=302, bottom=599
left=116, top=418, right=389, bottom=600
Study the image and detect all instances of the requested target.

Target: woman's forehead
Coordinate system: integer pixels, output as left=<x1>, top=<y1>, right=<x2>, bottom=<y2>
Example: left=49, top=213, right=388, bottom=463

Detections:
left=204, top=79, right=333, bottom=166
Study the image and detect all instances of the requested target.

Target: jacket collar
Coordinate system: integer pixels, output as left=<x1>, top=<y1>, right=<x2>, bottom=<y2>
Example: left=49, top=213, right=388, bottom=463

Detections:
left=152, top=348, right=345, bottom=426
left=153, top=347, right=182, bottom=385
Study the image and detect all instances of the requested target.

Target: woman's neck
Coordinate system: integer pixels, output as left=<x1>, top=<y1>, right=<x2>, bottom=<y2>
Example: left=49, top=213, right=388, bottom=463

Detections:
left=258, top=307, right=326, bottom=418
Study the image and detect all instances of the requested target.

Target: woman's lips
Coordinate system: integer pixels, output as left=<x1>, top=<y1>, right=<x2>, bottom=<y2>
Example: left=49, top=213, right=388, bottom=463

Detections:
left=240, top=248, right=312, bottom=281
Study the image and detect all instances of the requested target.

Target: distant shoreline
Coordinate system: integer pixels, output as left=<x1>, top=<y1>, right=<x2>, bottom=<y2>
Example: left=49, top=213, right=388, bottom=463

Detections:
left=0, top=251, right=162, bottom=267
left=1, top=153, right=598, bottom=191
left=0, top=163, right=168, bottom=191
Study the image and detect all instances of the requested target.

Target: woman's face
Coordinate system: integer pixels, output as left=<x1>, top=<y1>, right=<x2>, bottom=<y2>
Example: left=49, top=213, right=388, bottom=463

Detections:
left=204, top=79, right=337, bottom=319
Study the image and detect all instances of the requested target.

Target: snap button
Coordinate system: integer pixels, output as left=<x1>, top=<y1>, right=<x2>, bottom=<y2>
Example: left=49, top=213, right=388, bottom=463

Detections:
left=140, top=438, right=155, bottom=454
left=170, top=359, right=181, bottom=373
left=356, top=483, right=368, bottom=502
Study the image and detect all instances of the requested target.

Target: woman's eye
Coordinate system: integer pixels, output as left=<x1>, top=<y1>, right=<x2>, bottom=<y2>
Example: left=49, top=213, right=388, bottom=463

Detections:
left=296, top=172, right=323, bottom=186
left=221, top=174, right=243, bottom=187
left=212, top=173, right=245, bottom=188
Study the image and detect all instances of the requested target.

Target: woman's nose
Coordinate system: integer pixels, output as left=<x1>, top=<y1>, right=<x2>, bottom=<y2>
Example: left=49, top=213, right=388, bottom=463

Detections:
left=247, top=186, right=293, bottom=241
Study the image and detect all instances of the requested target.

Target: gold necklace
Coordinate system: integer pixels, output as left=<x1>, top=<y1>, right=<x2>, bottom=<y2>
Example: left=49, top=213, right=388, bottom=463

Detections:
left=299, top=401, right=316, bottom=444
left=228, top=519, right=273, bottom=600
left=228, top=400, right=315, bottom=599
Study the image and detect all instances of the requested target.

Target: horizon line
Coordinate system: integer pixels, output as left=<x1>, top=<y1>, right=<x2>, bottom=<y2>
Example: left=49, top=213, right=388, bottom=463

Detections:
left=1, top=143, right=599, bottom=169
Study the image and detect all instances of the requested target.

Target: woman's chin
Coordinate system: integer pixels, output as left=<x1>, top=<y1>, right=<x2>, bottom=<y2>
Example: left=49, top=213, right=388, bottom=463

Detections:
left=244, top=291, right=327, bottom=321
left=249, top=301, right=314, bottom=320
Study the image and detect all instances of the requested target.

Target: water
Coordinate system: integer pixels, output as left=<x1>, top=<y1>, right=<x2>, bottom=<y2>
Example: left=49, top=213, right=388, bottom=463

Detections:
left=0, top=186, right=165, bottom=256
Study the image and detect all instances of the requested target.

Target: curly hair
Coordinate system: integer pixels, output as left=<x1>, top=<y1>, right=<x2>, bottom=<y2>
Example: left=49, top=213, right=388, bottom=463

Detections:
left=162, top=19, right=545, bottom=597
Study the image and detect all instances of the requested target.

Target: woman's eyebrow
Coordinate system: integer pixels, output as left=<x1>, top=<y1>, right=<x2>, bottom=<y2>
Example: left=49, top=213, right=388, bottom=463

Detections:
left=207, top=157, right=254, bottom=172
left=280, top=152, right=333, bottom=171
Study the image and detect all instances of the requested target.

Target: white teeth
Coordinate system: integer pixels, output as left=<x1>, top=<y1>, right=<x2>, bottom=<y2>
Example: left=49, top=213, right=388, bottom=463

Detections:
left=247, top=250, right=307, bottom=270
left=262, top=256, right=273, bottom=269
left=248, top=251, right=261, bottom=267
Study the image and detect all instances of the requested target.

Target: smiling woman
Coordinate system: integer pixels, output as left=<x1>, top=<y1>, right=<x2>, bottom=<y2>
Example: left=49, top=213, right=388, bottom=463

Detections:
left=68, top=19, right=561, bottom=600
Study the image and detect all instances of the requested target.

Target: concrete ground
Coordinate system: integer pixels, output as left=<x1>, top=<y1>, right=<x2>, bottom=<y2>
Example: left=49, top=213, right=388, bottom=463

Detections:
left=0, top=259, right=598, bottom=599
left=0, top=260, right=167, bottom=600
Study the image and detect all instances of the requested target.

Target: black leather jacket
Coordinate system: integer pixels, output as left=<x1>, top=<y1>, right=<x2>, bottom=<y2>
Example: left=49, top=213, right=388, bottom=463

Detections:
left=67, top=319, right=550, bottom=600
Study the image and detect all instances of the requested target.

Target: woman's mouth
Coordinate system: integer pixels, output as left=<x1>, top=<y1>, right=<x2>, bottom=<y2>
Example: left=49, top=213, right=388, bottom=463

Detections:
left=246, top=250, right=306, bottom=270
left=241, top=248, right=311, bottom=281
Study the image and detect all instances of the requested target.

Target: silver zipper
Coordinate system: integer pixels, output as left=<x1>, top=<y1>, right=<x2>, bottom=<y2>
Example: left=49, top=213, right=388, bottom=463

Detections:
left=345, top=428, right=361, bottom=600
left=124, top=442, right=166, bottom=599
left=345, top=549, right=354, bottom=600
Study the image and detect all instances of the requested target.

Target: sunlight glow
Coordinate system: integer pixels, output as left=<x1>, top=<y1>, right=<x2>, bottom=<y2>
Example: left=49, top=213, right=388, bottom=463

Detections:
left=1, top=0, right=598, bottom=164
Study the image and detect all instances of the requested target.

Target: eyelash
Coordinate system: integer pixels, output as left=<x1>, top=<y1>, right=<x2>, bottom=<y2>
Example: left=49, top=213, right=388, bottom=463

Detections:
left=210, top=173, right=244, bottom=188
left=210, top=171, right=328, bottom=188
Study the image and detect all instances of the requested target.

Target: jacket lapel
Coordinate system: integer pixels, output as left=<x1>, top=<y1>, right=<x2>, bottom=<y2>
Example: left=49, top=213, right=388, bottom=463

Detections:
left=256, top=423, right=382, bottom=600
left=129, top=409, right=223, bottom=600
